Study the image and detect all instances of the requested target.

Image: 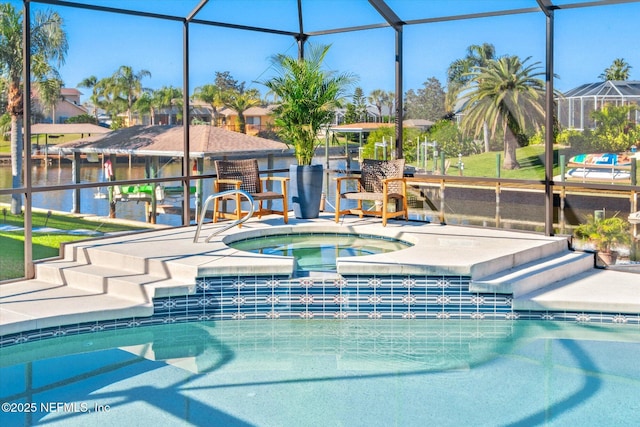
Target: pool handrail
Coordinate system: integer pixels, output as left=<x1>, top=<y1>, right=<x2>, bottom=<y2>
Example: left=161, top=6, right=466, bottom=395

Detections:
left=193, top=189, right=255, bottom=243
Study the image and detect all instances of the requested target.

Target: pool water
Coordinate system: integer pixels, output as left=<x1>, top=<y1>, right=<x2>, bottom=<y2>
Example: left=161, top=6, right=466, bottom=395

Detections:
left=2, top=319, right=640, bottom=426
left=228, top=233, right=412, bottom=272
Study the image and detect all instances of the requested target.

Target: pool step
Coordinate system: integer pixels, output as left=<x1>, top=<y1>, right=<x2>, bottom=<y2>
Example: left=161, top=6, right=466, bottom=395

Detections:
left=36, top=258, right=137, bottom=285
left=0, top=279, right=154, bottom=336
left=62, top=242, right=183, bottom=279
left=36, top=261, right=196, bottom=303
left=469, top=238, right=570, bottom=280
left=65, top=234, right=205, bottom=279
left=469, top=251, right=594, bottom=297
left=513, top=269, right=640, bottom=313
left=37, top=243, right=199, bottom=303
left=65, top=242, right=149, bottom=273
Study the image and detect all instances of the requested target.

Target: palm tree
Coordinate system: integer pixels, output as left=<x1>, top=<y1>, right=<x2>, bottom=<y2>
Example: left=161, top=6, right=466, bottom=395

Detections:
left=133, top=90, right=153, bottom=124
left=78, top=75, right=101, bottom=122
left=599, top=58, right=632, bottom=81
left=222, top=88, right=260, bottom=133
left=591, top=104, right=637, bottom=152
left=152, top=86, right=182, bottom=125
left=447, top=43, right=496, bottom=152
left=461, top=55, right=545, bottom=170
left=0, top=4, right=68, bottom=214
left=262, top=43, right=356, bottom=165
left=38, top=77, right=64, bottom=123
left=447, top=44, right=496, bottom=86
left=133, top=87, right=183, bottom=125
left=192, top=84, right=225, bottom=126
left=383, top=91, right=395, bottom=123
left=93, top=76, right=126, bottom=126
left=109, top=65, right=151, bottom=125
left=368, top=89, right=386, bottom=123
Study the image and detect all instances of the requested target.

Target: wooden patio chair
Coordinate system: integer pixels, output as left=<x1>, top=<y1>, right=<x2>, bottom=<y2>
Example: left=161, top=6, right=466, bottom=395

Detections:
left=334, top=158, right=408, bottom=226
left=213, top=159, right=289, bottom=225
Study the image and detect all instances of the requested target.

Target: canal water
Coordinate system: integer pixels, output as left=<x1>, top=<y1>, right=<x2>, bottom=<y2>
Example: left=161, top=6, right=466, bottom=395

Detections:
left=0, top=156, right=339, bottom=227
left=0, top=155, right=634, bottom=232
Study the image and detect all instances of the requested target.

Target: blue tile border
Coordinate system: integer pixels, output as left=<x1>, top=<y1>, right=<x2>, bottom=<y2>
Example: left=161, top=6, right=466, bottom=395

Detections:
left=1, top=274, right=639, bottom=348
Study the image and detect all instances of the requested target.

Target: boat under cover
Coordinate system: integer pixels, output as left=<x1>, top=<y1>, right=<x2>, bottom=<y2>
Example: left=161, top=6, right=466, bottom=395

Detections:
left=568, top=153, right=633, bottom=166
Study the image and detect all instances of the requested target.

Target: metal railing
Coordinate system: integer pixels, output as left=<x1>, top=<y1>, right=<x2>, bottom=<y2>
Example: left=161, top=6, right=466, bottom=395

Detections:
left=193, top=189, right=254, bottom=243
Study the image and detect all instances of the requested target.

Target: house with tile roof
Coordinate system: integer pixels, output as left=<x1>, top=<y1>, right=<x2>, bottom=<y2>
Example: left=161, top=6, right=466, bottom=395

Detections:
left=218, top=105, right=276, bottom=136
left=32, top=87, right=89, bottom=124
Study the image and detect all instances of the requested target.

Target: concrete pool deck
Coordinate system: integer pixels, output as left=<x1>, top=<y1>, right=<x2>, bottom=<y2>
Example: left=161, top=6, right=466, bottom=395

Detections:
left=1, top=214, right=639, bottom=336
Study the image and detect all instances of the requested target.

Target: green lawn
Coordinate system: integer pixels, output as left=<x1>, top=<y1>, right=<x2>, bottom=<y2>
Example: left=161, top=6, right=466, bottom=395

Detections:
left=0, top=207, right=152, bottom=281
left=336, top=143, right=572, bottom=180
left=443, top=145, right=570, bottom=180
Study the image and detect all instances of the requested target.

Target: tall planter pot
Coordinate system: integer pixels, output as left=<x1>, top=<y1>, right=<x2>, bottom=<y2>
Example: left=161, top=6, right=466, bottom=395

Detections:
left=289, top=164, right=323, bottom=219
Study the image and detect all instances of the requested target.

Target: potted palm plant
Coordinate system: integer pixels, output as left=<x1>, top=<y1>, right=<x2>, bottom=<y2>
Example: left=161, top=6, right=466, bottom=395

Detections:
left=262, top=44, right=356, bottom=218
left=574, top=213, right=631, bottom=265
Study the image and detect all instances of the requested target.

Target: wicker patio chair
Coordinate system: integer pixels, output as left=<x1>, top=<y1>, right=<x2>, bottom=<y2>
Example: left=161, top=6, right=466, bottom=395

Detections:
left=334, top=158, right=408, bottom=226
left=213, top=159, right=289, bottom=225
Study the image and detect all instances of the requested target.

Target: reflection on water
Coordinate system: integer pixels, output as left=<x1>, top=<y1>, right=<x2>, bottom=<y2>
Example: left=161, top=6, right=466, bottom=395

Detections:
left=1, top=319, right=640, bottom=426
left=0, top=157, right=304, bottom=226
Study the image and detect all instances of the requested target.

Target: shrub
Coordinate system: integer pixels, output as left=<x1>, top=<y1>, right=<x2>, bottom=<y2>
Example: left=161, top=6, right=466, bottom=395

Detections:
left=359, top=127, right=425, bottom=164
left=574, top=214, right=631, bottom=253
left=427, top=120, right=480, bottom=157
left=65, top=114, right=97, bottom=124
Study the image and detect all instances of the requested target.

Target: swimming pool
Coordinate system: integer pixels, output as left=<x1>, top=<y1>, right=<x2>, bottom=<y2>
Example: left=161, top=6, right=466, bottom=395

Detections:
left=228, top=232, right=413, bottom=272
left=1, top=319, right=639, bottom=426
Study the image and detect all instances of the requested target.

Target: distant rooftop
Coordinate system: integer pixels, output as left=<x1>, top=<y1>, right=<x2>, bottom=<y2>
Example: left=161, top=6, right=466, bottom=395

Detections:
left=557, top=81, right=640, bottom=130
left=562, top=81, right=640, bottom=99
left=329, top=120, right=433, bottom=133
left=31, top=123, right=111, bottom=135
left=55, top=125, right=290, bottom=158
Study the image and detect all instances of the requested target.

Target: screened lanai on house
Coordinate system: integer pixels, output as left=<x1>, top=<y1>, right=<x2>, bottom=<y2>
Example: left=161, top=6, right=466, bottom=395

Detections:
left=557, top=80, right=640, bottom=130
left=4, top=0, right=640, bottom=281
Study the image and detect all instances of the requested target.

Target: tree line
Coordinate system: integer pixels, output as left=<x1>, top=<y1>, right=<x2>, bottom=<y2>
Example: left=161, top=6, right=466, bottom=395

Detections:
left=349, top=43, right=636, bottom=171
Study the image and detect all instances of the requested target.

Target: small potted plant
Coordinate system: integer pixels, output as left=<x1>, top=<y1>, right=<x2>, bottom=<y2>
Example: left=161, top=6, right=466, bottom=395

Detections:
left=262, top=44, right=356, bottom=218
left=574, top=213, right=631, bottom=265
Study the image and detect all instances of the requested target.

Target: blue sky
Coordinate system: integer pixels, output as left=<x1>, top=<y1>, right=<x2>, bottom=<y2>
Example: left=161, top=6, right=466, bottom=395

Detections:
left=16, top=0, right=640, bottom=102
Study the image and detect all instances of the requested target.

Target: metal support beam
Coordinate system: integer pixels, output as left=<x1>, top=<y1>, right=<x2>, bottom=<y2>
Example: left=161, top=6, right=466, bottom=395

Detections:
left=368, top=0, right=405, bottom=29
left=186, top=0, right=209, bottom=22
left=23, top=0, right=34, bottom=278
left=395, top=27, right=403, bottom=159
left=538, top=0, right=556, bottom=236
left=296, top=35, right=308, bottom=60
left=296, top=0, right=307, bottom=59
left=72, top=152, right=81, bottom=213
left=182, top=20, right=191, bottom=225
